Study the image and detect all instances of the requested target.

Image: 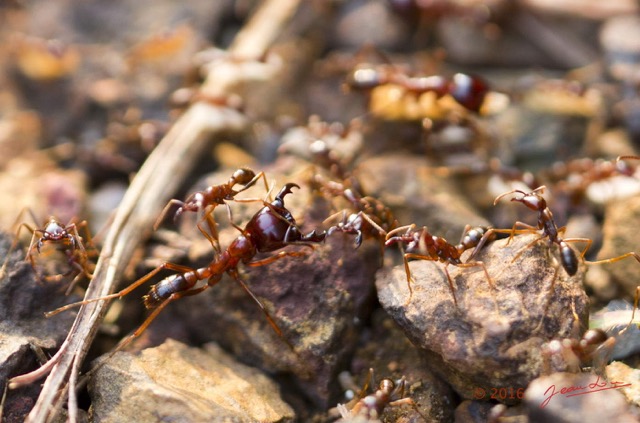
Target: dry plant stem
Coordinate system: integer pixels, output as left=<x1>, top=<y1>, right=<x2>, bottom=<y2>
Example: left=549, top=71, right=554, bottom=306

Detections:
left=24, top=0, right=303, bottom=422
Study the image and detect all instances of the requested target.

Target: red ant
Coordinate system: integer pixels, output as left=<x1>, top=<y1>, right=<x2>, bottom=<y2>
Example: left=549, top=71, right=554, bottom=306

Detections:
left=322, top=179, right=397, bottom=250
left=493, top=185, right=640, bottom=276
left=47, top=183, right=326, bottom=350
left=335, top=368, right=426, bottom=421
left=154, top=167, right=269, bottom=251
left=1, top=209, right=96, bottom=294
left=384, top=224, right=496, bottom=305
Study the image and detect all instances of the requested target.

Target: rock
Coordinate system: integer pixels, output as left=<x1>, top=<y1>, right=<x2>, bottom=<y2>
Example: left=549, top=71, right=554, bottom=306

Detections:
left=605, top=361, right=640, bottom=408
left=597, top=194, right=640, bottom=298
left=523, top=372, right=637, bottom=422
left=337, top=309, right=455, bottom=422
left=376, top=234, right=588, bottom=402
left=356, top=153, right=489, bottom=239
left=89, top=339, right=295, bottom=422
left=0, top=231, right=80, bottom=422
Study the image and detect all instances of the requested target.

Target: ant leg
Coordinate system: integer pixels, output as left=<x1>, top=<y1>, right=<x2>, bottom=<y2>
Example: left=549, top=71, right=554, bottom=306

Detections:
left=457, top=261, right=495, bottom=290
left=403, top=253, right=456, bottom=305
left=562, top=237, right=592, bottom=259
left=385, top=224, right=416, bottom=240
left=45, top=262, right=197, bottom=317
left=245, top=250, right=308, bottom=267
left=227, top=269, right=292, bottom=349
left=621, top=286, right=640, bottom=334
left=153, top=199, right=186, bottom=230
left=584, top=251, right=640, bottom=267
left=197, top=205, right=222, bottom=254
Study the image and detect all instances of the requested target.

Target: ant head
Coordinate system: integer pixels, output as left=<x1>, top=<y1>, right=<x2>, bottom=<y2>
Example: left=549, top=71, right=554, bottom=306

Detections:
left=42, top=219, right=66, bottom=241
left=232, top=168, right=257, bottom=185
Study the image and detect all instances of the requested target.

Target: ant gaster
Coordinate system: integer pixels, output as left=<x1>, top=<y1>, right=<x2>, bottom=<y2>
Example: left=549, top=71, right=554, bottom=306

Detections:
left=154, top=167, right=269, bottom=251
left=384, top=224, right=496, bottom=305
left=493, top=186, right=640, bottom=277
left=48, top=183, right=326, bottom=350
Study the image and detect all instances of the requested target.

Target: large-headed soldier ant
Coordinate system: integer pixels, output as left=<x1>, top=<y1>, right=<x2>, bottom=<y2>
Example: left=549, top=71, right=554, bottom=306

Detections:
left=48, top=183, right=326, bottom=350
left=154, top=167, right=270, bottom=252
left=1, top=209, right=97, bottom=294
left=384, top=224, right=496, bottom=305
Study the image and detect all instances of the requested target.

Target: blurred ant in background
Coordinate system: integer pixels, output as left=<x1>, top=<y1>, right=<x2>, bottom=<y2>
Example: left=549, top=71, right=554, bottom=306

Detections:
left=1, top=208, right=97, bottom=294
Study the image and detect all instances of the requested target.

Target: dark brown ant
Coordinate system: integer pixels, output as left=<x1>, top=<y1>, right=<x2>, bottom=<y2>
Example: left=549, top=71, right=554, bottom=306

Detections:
left=154, top=167, right=269, bottom=251
left=335, top=368, right=426, bottom=422
left=384, top=224, right=496, bottom=305
left=48, top=183, right=326, bottom=350
left=1, top=209, right=96, bottom=294
left=493, top=185, right=640, bottom=277
left=322, top=179, right=397, bottom=250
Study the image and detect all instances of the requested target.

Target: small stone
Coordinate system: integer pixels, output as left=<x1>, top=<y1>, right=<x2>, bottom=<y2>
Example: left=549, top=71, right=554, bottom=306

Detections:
left=605, top=361, right=640, bottom=407
left=376, top=234, right=588, bottom=401
left=89, top=340, right=295, bottom=422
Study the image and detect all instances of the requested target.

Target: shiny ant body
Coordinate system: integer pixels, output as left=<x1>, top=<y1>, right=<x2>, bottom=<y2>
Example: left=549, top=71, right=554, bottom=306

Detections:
left=335, top=368, right=426, bottom=421
left=384, top=224, right=496, bottom=305
left=49, top=183, right=326, bottom=349
left=154, top=168, right=269, bottom=251
left=2, top=210, right=96, bottom=294
left=494, top=186, right=640, bottom=277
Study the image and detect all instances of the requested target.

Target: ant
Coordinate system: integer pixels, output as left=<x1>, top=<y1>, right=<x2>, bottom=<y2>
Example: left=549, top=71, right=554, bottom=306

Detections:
left=1, top=209, right=96, bottom=294
left=48, top=183, right=326, bottom=350
left=384, top=224, right=496, bottom=305
left=542, top=328, right=615, bottom=375
left=346, top=64, right=491, bottom=115
left=154, top=167, right=270, bottom=251
left=322, top=179, right=397, bottom=251
left=493, top=186, right=640, bottom=277
left=335, top=368, right=426, bottom=421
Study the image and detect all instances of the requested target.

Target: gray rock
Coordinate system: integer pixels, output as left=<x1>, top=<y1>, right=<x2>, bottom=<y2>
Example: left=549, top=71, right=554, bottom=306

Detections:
left=89, top=339, right=295, bottom=422
left=376, top=234, right=588, bottom=401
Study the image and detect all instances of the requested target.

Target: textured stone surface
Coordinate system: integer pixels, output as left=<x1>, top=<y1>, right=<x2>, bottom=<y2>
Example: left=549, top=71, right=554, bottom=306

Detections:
left=376, top=234, right=588, bottom=401
left=89, top=340, right=295, bottom=422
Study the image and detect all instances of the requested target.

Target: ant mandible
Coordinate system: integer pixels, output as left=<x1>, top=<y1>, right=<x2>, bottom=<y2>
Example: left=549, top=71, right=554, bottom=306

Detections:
left=48, top=183, right=326, bottom=350
left=384, top=224, right=496, bottom=305
left=1, top=209, right=96, bottom=294
left=154, top=167, right=270, bottom=252
left=493, top=185, right=640, bottom=277
left=335, top=368, right=426, bottom=421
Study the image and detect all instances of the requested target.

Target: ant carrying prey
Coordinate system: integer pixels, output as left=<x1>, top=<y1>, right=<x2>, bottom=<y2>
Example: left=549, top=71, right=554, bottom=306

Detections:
left=48, top=183, right=326, bottom=350
left=384, top=224, right=496, bottom=305
left=1, top=209, right=97, bottom=294
left=154, top=167, right=270, bottom=252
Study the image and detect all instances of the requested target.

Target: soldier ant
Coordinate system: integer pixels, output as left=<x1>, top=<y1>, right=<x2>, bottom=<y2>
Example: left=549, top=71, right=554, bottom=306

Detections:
left=493, top=186, right=640, bottom=277
left=48, top=183, right=326, bottom=350
left=154, top=167, right=270, bottom=251
left=384, top=224, right=496, bottom=305
left=1, top=209, right=96, bottom=294
left=335, top=368, right=426, bottom=422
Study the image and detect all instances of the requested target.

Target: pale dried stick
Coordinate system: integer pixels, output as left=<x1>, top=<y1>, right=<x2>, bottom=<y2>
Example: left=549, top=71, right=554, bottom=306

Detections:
left=22, top=1, right=303, bottom=422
